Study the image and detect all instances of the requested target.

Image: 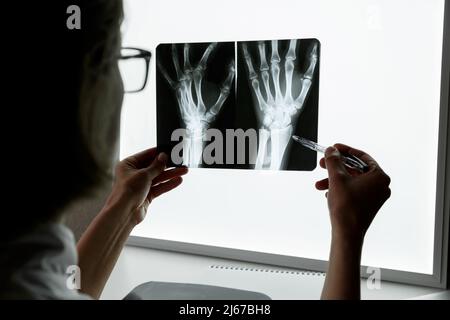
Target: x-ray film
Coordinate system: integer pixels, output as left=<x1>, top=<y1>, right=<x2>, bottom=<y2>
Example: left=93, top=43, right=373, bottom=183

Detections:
left=156, top=39, right=320, bottom=170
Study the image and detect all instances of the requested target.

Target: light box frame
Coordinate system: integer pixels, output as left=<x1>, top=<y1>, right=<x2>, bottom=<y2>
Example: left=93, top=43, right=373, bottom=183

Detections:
left=127, top=1, right=450, bottom=289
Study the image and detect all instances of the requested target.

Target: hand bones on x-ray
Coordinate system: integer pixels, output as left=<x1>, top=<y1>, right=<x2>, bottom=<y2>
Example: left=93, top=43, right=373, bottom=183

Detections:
left=158, top=43, right=235, bottom=167
left=242, top=40, right=318, bottom=170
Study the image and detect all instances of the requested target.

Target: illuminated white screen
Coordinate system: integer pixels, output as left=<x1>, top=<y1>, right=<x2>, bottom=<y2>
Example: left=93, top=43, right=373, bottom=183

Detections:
left=120, top=0, right=445, bottom=274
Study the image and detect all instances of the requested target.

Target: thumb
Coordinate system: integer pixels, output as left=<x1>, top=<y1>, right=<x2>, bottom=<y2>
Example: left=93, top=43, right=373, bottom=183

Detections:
left=325, top=146, right=348, bottom=179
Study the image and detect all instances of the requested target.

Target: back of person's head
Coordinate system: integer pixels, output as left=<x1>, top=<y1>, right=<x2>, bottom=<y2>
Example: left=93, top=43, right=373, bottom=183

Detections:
left=2, top=0, right=123, bottom=241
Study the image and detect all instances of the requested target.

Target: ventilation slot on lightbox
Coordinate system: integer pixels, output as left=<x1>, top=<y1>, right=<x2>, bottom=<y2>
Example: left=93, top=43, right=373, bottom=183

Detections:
left=209, top=265, right=326, bottom=276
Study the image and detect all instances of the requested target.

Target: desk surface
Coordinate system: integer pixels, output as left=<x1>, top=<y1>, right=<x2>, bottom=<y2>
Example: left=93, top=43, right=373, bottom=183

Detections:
left=102, top=245, right=446, bottom=300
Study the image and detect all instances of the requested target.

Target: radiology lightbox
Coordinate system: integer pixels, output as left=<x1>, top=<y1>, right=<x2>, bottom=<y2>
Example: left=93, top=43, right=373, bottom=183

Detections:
left=120, top=0, right=450, bottom=288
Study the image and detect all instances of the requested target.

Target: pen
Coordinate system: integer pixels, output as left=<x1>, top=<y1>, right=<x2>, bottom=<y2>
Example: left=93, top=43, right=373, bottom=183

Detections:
left=291, top=136, right=369, bottom=173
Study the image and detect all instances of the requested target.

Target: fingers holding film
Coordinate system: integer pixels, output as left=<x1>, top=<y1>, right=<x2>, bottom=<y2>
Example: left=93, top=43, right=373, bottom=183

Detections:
left=149, top=176, right=184, bottom=201
left=152, top=166, right=188, bottom=186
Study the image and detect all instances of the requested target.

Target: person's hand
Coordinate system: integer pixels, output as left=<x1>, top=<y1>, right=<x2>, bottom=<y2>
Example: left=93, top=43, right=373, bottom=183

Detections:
left=315, top=144, right=391, bottom=242
left=106, top=147, right=188, bottom=226
left=77, top=148, right=187, bottom=298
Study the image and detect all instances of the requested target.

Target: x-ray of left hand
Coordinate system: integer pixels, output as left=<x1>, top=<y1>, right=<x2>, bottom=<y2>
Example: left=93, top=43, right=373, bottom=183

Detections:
left=158, top=43, right=235, bottom=168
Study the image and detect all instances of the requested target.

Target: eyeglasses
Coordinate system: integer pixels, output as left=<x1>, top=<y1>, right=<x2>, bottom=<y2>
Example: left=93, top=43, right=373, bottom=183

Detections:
left=118, top=47, right=151, bottom=93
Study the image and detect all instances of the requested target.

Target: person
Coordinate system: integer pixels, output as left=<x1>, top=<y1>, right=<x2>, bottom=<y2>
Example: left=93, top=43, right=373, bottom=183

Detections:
left=0, top=0, right=390, bottom=300
left=317, top=145, right=391, bottom=299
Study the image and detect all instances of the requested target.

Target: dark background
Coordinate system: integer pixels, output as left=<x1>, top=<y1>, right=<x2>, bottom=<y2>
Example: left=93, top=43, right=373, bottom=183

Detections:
left=236, top=39, right=321, bottom=171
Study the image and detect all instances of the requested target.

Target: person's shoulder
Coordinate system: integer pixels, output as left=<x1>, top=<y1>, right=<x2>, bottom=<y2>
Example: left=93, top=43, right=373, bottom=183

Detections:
left=0, top=223, right=92, bottom=300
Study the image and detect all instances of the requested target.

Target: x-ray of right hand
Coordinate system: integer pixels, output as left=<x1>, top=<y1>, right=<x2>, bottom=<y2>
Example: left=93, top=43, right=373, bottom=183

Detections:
left=158, top=43, right=235, bottom=168
left=242, top=40, right=319, bottom=170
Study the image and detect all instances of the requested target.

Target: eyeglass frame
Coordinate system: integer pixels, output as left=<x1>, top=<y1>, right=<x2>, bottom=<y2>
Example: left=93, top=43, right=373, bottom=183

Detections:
left=119, top=47, right=152, bottom=93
